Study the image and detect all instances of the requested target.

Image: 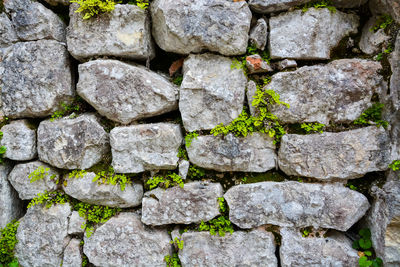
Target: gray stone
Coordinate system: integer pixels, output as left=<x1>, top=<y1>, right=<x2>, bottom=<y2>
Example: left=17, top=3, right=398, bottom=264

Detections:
left=248, top=0, right=312, bottom=13
left=332, top=0, right=368, bottom=8
left=1, top=40, right=74, bottom=119
left=68, top=211, right=86, bottom=235
left=249, top=18, right=268, bottom=50
left=359, top=17, right=390, bottom=55
left=280, top=228, right=359, bottom=267
left=142, top=182, right=223, bottom=225
left=8, top=161, right=59, bottom=200
left=369, top=0, right=400, bottom=24
left=0, top=164, right=23, bottom=228
left=1, top=120, right=37, bottom=161
left=187, top=133, right=276, bottom=172
left=179, top=159, right=190, bottom=180
left=224, top=181, right=370, bottom=231
left=38, top=114, right=109, bottom=170
left=110, top=123, right=183, bottom=173
left=84, top=212, right=172, bottom=267
left=179, top=53, right=246, bottom=131
left=151, top=0, right=251, bottom=56
left=63, top=238, right=82, bottom=267
left=246, top=54, right=274, bottom=74
left=276, top=59, right=297, bottom=70
left=77, top=59, right=178, bottom=124
left=67, top=3, right=154, bottom=62
left=278, top=126, right=391, bottom=180
left=269, top=8, right=359, bottom=59
left=0, top=13, right=19, bottom=49
left=268, top=59, right=386, bottom=124
left=246, top=80, right=258, bottom=117
left=389, top=32, right=400, bottom=112
left=15, top=203, right=72, bottom=267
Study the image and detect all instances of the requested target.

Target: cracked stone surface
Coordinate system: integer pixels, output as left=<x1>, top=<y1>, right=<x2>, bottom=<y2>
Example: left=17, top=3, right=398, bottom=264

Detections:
left=249, top=0, right=312, bottom=13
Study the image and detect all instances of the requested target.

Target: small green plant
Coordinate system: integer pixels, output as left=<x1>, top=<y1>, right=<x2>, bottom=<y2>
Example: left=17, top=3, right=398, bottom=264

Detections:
left=92, top=166, right=130, bottom=191
left=301, top=0, right=336, bottom=13
left=185, top=132, right=199, bottom=148
left=354, top=103, right=388, bottom=128
left=50, top=101, right=81, bottom=121
left=376, top=45, right=393, bottom=61
left=198, top=197, right=234, bottom=237
left=170, top=237, right=184, bottom=250
left=231, top=58, right=246, bottom=71
left=302, top=228, right=311, bottom=237
left=29, top=166, right=57, bottom=183
left=371, top=14, right=394, bottom=32
left=27, top=190, right=70, bottom=209
left=389, top=160, right=400, bottom=171
left=172, top=75, right=183, bottom=86
left=187, top=165, right=205, bottom=179
left=70, top=0, right=116, bottom=19
left=352, top=228, right=383, bottom=267
left=177, top=147, right=188, bottom=161
left=147, top=173, right=184, bottom=190
left=347, top=184, right=358, bottom=191
left=164, top=253, right=181, bottom=267
left=0, top=220, right=19, bottom=266
left=0, top=132, right=6, bottom=164
left=69, top=169, right=88, bottom=179
left=301, top=122, right=325, bottom=134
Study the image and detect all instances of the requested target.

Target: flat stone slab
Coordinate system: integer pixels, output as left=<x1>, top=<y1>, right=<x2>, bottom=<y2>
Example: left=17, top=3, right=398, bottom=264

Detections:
left=249, top=0, right=312, bottom=13
left=0, top=13, right=19, bottom=49
left=0, top=164, right=23, bottom=228
left=63, top=238, right=82, bottom=267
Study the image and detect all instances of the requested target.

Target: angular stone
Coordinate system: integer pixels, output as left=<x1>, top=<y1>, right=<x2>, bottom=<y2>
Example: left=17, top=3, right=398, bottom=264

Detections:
left=359, top=17, right=390, bottom=55
left=1, top=40, right=74, bottom=118
left=278, top=127, right=391, bottom=180
left=248, top=0, right=312, bottom=13
left=187, top=133, right=276, bottom=172
left=224, top=181, right=370, bottom=231
left=280, top=228, right=359, bottom=267
left=67, top=3, right=154, bottom=61
left=1, top=120, right=37, bottom=161
left=8, top=161, right=59, bottom=200
left=142, top=182, right=223, bottom=225
left=276, top=59, right=297, bottom=70
left=246, top=54, right=273, bottom=74
left=246, top=80, right=258, bottom=117
left=84, top=212, right=172, bottom=267
left=249, top=18, right=268, bottom=50
left=389, top=32, right=400, bottom=111
left=37, top=114, right=109, bottom=170
left=0, top=164, right=23, bottom=228
left=15, top=203, right=72, bottom=267
left=268, top=59, right=386, bottom=124
left=332, top=0, right=368, bottom=8
left=77, top=59, right=178, bottom=124
left=178, top=159, right=190, bottom=180
left=68, top=211, right=86, bottom=235
left=369, top=0, right=400, bottom=24
left=179, top=53, right=246, bottom=131
left=63, top=238, right=82, bottom=267
left=151, top=0, right=251, bottom=56
left=0, top=13, right=19, bottom=49
left=110, top=123, right=182, bottom=173
left=269, top=8, right=359, bottom=59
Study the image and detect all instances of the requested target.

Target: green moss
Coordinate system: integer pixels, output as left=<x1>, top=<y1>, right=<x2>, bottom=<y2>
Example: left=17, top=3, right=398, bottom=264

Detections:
left=0, top=221, right=19, bottom=265
left=29, top=166, right=57, bottom=183
left=184, top=132, right=199, bottom=148
left=370, top=14, right=394, bottom=33
left=300, top=122, right=325, bottom=134
left=353, top=103, right=388, bottom=128
left=71, top=0, right=117, bottom=19
left=0, top=131, right=6, bottom=164
left=300, top=0, right=336, bottom=13
left=164, top=253, right=181, bottom=267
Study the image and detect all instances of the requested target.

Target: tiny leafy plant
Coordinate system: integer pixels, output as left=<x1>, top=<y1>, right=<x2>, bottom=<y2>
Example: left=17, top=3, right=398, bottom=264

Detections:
left=164, top=253, right=181, bottom=267
left=187, top=165, right=205, bottom=179
left=301, top=122, right=325, bottom=134
left=29, top=166, right=57, bottom=183
left=353, top=103, right=388, bottom=128
left=177, top=147, right=188, bottom=161
left=0, top=132, right=6, bottom=164
left=170, top=237, right=184, bottom=250
left=172, top=75, right=183, bottom=86
left=185, top=132, right=199, bottom=148
left=27, top=190, right=70, bottom=209
left=389, top=160, right=400, bottom=171
left=50, top=101, right=81, bottom=121
left=301, top=0, right=336, bottom=13
left=230, top=44, right=271, bottom=75
left=352, top=228, right=383, bottom=267
left=70, top=0, right=116, bottom=19
left=146, top=173, right=184, bottom=190
left=376, top=45, right=393, bottom=61
left=0, top=220, right=19, bottom=266
left=371, top=14, right=394, bottom=32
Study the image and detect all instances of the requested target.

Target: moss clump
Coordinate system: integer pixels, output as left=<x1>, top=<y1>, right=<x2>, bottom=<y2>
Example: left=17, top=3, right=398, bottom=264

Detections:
left=0, top=221, right=19, bottom=266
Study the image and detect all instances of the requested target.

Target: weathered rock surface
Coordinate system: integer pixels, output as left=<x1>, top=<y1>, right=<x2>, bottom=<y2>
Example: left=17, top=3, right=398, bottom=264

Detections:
left=280, top=228, right=359, bottom=267
left=268, top=59, right=386, bottom=124
left=246, top=54, right=273, bottom=74
left=84, top=212, right=172, bottom=267
left=332, top=0, right=368, bottom=8
left=179, top=159, right=190, bottom=180
left=0, top=164, right=23, bottom=228
left=248, top=0, right=311, bottom=13
left=187, top=133, right=276, bottom=172
left=77, top=59, right=178, bottom=124
left=359, top=17, right=390, bottom=55
left=276, top=59, right=297, bottom=70
left=249, top=18, right=268, bottom=50
left=1, top=120, right=37, bottom=161
left=224, top=181, right=370, bottom=231
left=278, top=127, right=391, bottom=180
left=15, top=203, right=72, bottom=267
left=8, top=161, right=59, bottom=200
left=142, top=182, right=223, bottom=225
left=1, top=40, right=74, bottom=118
left=63, top=238, right=82, bottom=267
left=110, top=123, right=182, bottom=173
left=179, top=53, right=246, bottom=131
left=269, top=8, right=359, bottom=59
left=389, top=32, right=400, bottom=112
left=369, top=0, right=400, bottom=24
left=0, top=13, right=19, bottom=49
left=68, top=211, right=86, bottom=235
left=151, top=0, right=251, bottom=56
left=38, top=114, right=109, bottom=170
left=247, top=80, right=258, bottom=117
left=67, top=3, right=154, bottom=61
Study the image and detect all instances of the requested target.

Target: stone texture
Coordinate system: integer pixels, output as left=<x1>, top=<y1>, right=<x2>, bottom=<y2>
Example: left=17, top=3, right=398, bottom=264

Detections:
left=67, top=3, right=154, bottom=61
left=1, top=40, right=74, bottom=118
left=15, top=203, right=72, bottom=267
left=276, top=59, right=297, bottom=70
left=248, top=0, right=312, bottom=13
left=63, top=171, right=143, bottom=208
left=269, top=8, right=359, bottom=59
left=63, top=238, right=82, bottom=267
left=224, top=181, right=370, bottom=231
left=179, top=159, right=190, bottom=180
left=179, top=53, right=246, bottom=131
left=246, top=80, right=258, bottom=117
left=359, top=17, right=390, bottom=55
left=1, top=120, right=37, bottom=161
left=0, top=164, right=23, bottom=228
left=278, top=126, right=391, bottom=180
left=187, top=133, right=276, bottom=172
left=84, top=212, right=172, bottom=267
left=268, top=59, right=386, bottom=124
left=37, top=114, right=109, bottom=170
left=68, top=211, right=86, bottom=235
left=332, top=0, right=368, bottom=8
left=249, top=18, right=268, bottom=50
left=77, top=59, right=178, bottom=124
left=110, top=123, right=183, bottom=173
left=151, top=0, right=251, bottom=56
left=389, top=32, right=400, bottom=112
left=246, top=54, right=273, bottom=74
left=369, top=0, right=400, bottom=24
left=0, top=13, right=19, bottom=49
left=8, top=161, right=59, bottom=200
left=142, top=182, right=223, bottom=225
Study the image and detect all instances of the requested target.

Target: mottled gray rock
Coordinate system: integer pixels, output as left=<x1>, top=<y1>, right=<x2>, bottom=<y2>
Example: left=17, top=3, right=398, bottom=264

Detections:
left=38, top=114, right=109, bottom=170
left=224, top=181, right=370, bottom=231
left=63, top=238, right=82, bottom=267
left=84, top=212, right=172, bottom=267
left=359, top=17, right=390, bottom=55
left=247, top=80, right=258, bottom=117
left=248, top=0, right=312, bottom=13
left=68, top=211, right=86, bottom=235
left=0, top=164, right=23, bottom=228
left=369, top=0, right=400, bottom=24
left=110, top=123, right=182, bottom=173
left=179, top=53, right=246, bottom=131
left=8, top=161, right=59, bottom=200
left=43, top=0, right=70, bottom=6
left=276, top=59, right=297, bottom=70
left=389, top=32, right=400, bottom=112
left=77, top=59, right=178, bottom=124
left=332, top=0, right=368, bottom=8
left=0, top=13, right=19, bottom=49
left=1, top=40, right=74, bottom=118
left=249, top=18, right=268, bottom=50
left=268, top=59, right=386, bottom=124
left=15, top=203, right=72, bottom=267
left=67, top=3, right=154, bottom=61
left=280, top=228, right=359, bottom=267
left=1, top=120, right=36, bottom=161
left=278, top=127, right=391, bottom=180
left=246, top=54, right=273, bottom=74
left=179, top=160, right=190, bottom=180
left=187, top=133, right=276, bottom=172
left=151, top=0, right=251, bottom=56
left=269, top=8, right=359, bottom=59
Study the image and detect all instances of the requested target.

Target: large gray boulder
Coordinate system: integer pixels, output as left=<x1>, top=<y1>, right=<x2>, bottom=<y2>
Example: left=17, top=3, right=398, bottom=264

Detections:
left=0, top=164, right=23, bottom=228
left=110, top=123, right=182, bottom=173
left=62, top=238, right=82, bottom=267
left=37, top=114, right=109, bottom=170
left=187, top=133, right=276, bottom=172
left=67, top=3, right=154, bottom=62
left=0, top=40, right=74, bottom=119
left=269, top=8, right=359, bottom=59
left=84, top=212, right=172, bottom=267
left=278, top=127, right=391, bottom=180
left=359, top=17, right=390, bottom=55
left=0, top=13, right=19, bottom=49
left=248, top=0, right=312, bottom=13
left=77, top=59, right=178, bottom=124
left=179, top=53, right=246, bottom=132
left=224, top=181, right=370, bottom=231
left=369, top=0, right=400, bottom=24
